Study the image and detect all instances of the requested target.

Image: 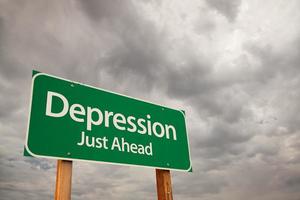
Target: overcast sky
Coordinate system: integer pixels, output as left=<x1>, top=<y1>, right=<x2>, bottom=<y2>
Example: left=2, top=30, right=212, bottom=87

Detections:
left=1, top=0, right=300, bottom=199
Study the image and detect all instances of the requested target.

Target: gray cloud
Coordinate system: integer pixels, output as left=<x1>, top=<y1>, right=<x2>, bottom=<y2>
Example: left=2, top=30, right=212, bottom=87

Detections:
left=78, top=0, right=134, bottom=22
left=205, top=0, right=241, bottom=22
left=285, top=176, right=300, bottom=191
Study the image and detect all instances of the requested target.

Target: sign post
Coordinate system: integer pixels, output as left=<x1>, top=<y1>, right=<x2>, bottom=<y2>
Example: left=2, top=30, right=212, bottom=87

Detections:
left=55, top=160, right=73, bottom=200
left=156, top=169, right=173, bottom=200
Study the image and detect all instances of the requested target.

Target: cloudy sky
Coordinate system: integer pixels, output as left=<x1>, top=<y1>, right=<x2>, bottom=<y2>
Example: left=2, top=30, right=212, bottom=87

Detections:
left=1, top=0, right=300, bottom=199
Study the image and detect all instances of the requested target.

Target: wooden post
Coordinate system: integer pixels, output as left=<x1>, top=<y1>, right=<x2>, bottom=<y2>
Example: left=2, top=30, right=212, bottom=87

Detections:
left=55, top=160, right=73, bottom=200
left=156, top=169, right=173, bottom=200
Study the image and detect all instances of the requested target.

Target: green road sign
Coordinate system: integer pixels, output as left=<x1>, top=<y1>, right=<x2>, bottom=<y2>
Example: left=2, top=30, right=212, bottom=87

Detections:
left=25, top=71, right=192, bottom=171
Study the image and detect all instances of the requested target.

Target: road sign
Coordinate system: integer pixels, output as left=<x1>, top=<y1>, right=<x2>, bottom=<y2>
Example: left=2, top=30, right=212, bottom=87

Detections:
left=25, top=71, right=192, bottom=171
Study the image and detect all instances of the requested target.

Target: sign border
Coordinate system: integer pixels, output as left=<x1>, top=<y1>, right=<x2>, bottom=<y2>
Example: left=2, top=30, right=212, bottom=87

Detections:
left=25, top=71, right=193, bottom=172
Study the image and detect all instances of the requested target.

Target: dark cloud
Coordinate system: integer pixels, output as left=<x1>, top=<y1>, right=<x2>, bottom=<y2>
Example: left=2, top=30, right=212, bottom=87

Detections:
left=244, top=37, right=300, bottom=82
left=174, top=175, right=226, bottom=198
left=77, top=0, right=134, bottom=22
left=205, top=0, right=241, bottom=22
left=75, top=0, right=170, bottom=93
left=24, top=158, right=56, bottom=171
left=285, top=176, right=300, bottom=191
left=198, top=120, right=252, bottom=149
left=166, top=62, right=213, bottom=98
left=100, top=21, right=166, bottom=90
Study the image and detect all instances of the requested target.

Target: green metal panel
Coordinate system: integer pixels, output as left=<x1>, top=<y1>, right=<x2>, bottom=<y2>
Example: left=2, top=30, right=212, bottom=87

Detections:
left=25, top=72, right=192, bottom=171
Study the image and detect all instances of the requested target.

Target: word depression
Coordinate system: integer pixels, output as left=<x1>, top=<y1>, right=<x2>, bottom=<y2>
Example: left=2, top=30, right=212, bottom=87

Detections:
left=46, top=91, right=178, bottom=141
